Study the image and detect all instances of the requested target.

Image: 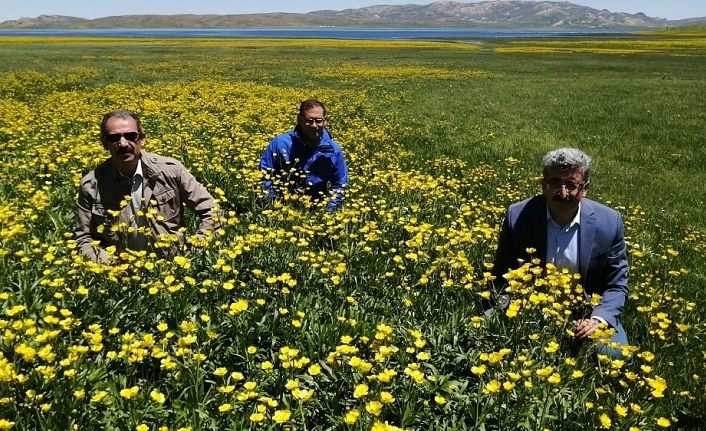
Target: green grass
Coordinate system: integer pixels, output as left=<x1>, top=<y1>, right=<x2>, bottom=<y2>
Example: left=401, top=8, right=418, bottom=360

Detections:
left=0, top=37, right=702, bottom=229
left=0, top=35, right=705, bottom=430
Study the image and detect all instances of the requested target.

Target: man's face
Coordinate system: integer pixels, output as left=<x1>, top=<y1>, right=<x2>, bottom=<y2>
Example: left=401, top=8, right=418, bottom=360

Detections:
left=102, top=116, right=144, bottom=173
left=297, top=106, right=326, bottom=145
left=542, top=168, right=587, bottom=216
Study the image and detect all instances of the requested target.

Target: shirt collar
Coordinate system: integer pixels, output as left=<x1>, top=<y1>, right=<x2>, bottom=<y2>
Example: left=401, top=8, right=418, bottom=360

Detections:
left=114, top=158, right=145, bottom=187
left=134, top=159, right=144, bottom=179
left=115, top=158, right=144, bottom=182
left=546, top=201, right=581, bottom=229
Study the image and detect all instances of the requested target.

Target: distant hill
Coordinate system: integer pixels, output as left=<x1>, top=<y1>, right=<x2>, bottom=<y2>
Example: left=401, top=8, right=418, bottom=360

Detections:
left=308, top=1, right=670, bottom=28
left=2, top=15, right=88, bottom=28
left=2, top=1, right=705, bottom=29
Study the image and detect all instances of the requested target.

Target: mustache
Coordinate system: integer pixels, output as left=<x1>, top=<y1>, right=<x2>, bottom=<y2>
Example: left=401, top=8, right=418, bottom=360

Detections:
left=552, top=196, right=573, bottom=203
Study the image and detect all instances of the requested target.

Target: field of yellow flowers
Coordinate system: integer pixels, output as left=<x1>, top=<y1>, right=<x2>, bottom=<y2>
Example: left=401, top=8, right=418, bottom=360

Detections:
left=0, top=35, right=705, bottom=430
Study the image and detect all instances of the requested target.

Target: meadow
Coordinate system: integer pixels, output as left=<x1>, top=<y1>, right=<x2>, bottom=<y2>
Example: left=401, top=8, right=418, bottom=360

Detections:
left=0, top=30, right=705, bottom=430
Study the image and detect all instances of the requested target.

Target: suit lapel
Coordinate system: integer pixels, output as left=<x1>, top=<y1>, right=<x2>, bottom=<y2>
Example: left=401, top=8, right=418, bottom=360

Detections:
left=579, top=200, right=596, bottom=280
left=534, top=200, right=548, bottom=262
left=517, top=195, right=547, bottom=263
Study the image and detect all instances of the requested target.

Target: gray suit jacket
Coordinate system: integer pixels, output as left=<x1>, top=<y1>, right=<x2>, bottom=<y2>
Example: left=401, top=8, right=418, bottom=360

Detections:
left=492, top=196, right=628, bottom=328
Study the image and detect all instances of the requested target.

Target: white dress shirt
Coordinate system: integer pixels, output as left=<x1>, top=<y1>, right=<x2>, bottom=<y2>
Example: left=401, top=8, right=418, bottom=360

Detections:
left=546, top=203, right=581, bottom=274
left=119, top=160, right=147, bottom=250
left=546, top=203, right=607, bottom=325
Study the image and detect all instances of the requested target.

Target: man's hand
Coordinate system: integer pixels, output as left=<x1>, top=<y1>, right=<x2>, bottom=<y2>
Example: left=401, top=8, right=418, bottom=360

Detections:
left=574, top=318, right=600, bottom=339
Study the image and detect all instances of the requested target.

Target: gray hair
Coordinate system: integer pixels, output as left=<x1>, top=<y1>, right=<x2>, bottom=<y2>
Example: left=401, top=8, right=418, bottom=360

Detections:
left=542, top=147, right=592, bottom=183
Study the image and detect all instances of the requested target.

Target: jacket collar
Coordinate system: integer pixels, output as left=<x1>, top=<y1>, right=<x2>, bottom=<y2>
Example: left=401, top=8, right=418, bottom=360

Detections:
left=114, top=158, right=144, bottom=181
left=578, top=199, right=597, bottom=279
left=103, top=152, right=158, bottom=181
left=292, top=126, right=334, bottom=150
left=139, top=152, right=161, bottom=180
left=137, top=152, right=164, bottom=205
left=532, top=196, right=549, bottom=262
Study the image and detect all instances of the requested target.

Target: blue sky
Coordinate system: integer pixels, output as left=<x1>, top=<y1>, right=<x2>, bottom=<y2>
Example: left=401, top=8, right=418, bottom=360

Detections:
left=1, top=1, right=704, bottom=21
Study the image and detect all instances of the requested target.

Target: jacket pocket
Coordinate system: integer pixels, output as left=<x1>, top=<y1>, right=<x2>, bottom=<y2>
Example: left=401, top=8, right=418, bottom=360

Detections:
left=154, top=189, right=180, bottom=221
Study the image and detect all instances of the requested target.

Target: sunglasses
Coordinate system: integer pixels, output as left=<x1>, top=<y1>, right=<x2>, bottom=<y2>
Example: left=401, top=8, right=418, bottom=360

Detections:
left=106, top=132, right=142, bottom=143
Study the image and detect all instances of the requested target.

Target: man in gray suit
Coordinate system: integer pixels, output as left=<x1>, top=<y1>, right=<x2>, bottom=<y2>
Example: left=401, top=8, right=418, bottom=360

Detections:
left=492, top=148, right=628, bottom=358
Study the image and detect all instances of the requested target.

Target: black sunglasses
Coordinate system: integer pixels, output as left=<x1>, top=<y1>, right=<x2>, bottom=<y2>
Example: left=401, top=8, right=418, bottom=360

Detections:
left=106, top=132, right=142, bottom=143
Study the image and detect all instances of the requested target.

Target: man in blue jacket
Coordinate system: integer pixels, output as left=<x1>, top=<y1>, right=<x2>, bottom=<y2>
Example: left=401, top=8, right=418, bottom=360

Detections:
left=259, top=99, right=348, bottom=211
left=492, top=148, right=629, bottom=358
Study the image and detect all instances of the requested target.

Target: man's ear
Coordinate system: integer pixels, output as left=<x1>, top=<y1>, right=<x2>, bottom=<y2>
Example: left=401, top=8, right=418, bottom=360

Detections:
left=581, top=182, right=589, bottom=197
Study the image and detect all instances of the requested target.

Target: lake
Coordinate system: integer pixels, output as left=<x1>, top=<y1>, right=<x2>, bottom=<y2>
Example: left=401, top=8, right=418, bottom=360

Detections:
left=0, top=28, right=631, bottom=39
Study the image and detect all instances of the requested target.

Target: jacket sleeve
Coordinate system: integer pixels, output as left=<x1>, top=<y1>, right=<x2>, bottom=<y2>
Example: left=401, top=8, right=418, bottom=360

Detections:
left=326, top=149, right=349, bottom=212
left=74, top=181, right=109, bottom=263
left=176, top=163, right=219, bottom=238
left=480, top=209, right=517, bottom=312
left=491, top=209, right=517, bottom=288
left=258, top=140, right=279, bottom=199
left=591, top=212, right=629, bottom=328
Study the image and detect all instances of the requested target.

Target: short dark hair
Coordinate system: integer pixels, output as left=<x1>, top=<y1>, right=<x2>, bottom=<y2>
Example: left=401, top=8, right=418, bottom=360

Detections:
left=100, top=110, right=145, bottom=144
left=298, top=99, right=326, bottom=117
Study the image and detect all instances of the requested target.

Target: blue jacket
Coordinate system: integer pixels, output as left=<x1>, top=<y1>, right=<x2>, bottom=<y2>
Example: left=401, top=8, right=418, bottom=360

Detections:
left=259, top=127, right=348, bottom=211
left=492, top=196, right=628, bottom=329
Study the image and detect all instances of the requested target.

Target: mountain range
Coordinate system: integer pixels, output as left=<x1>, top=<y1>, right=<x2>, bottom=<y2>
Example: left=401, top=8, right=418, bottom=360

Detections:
left=2, top=1, right=704, bottom=29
